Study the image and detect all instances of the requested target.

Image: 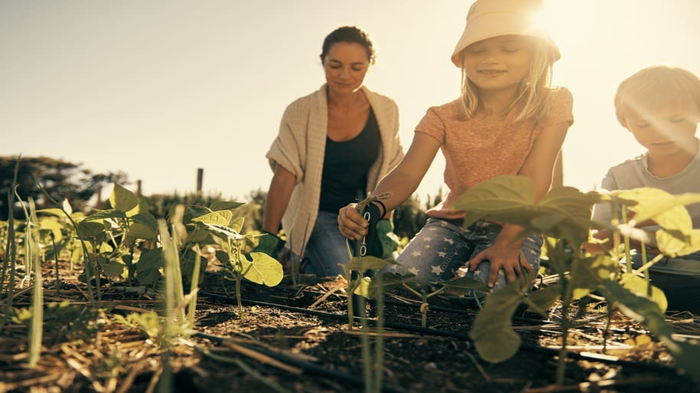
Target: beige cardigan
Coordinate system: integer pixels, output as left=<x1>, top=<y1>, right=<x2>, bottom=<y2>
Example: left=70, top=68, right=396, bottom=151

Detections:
left=266, top=84, right=404, bottom=255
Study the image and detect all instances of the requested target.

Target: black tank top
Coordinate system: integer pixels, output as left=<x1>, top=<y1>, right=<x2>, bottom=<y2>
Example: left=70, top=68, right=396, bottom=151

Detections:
left=318, top=109, right=380, bottom=212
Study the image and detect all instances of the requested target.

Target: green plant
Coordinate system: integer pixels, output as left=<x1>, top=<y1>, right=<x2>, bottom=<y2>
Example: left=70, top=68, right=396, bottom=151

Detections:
left=191, top=210, right=283, bottom=312
left=452, top=175, right=700, bottom=384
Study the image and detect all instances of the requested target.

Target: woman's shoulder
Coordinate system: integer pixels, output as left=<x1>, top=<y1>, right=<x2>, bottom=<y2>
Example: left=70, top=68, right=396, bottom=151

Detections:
left=282, top=87, right=326, bottom=118
left=362, top=86, right=398, bottom=111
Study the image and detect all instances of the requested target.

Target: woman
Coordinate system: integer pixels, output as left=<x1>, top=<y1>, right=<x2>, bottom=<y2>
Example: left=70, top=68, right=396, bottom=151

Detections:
left=262, top=26, right=404, bottom=277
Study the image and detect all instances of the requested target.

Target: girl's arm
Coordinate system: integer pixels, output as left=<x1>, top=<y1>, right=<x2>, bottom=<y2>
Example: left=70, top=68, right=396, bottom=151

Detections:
left=468, top=121, right=570, bottom=287
left=262, top=165, right=297, bottom=234
left=338, top=132, right=441, bottom=240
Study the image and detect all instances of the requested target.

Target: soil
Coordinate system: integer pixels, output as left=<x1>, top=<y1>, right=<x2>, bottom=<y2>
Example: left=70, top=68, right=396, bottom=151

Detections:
left=1, top=261, right=700, bottom=393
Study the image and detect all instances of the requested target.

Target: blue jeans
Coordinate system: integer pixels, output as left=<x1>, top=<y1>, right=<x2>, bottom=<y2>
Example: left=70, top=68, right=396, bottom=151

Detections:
left=303, top=211, right=353, bottom=277
left=393, top=218, right=543, bottom=291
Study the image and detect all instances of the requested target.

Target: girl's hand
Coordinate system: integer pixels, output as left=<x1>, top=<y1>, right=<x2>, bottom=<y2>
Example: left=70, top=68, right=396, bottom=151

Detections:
left=338, top=203, right=368, bottom=240
left=467, top=243, right=533, bottom=288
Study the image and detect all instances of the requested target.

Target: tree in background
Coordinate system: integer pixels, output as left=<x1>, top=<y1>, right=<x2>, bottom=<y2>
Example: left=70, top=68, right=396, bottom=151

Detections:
left=0, top=156, right=128, bottom=220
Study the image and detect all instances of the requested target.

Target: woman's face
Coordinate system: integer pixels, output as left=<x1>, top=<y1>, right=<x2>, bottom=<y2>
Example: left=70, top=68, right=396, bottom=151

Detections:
left=322, top=42, right=370, bottom=95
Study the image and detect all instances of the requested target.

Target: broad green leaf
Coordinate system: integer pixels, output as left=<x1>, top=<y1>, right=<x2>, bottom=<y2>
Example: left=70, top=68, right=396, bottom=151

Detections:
left=241, top=252, right=283, bottom=286
left=442, top=276, right=489, bottom=295
left=186, top=226, right=215, bottom=244
left=215, top=250, right=229, bottom=264
left=77, top=221, right=105, bottom=238
left=102, top=260, right=126, bottom=277
left=453, top=175, right=535, bottom=227
left=98, top=242, right=114, bottom=254
left=136, top=249, right=164, bottom=285
left=348, top=256, right=397, bottom=273
left=470, top=279, right=525, bottom=363
left=126, top=196, right=151, bottom=218
left=453, top=176, right=596, bottom=246
left=366, top=272, right=415, bottom=298
left=569, top=254, right=616, bottom=300
left=109, top=183, right=139, bottom=213
left=630, top=190, right=700, bottom=225
left=620, top=273, right=667, bottom=313
left=601, top=279, right=673, bottom=340
left=672, top=341, right=700, bottom=381
left=37, top=208, right=65, bottom=217
left=210, top=201, right=244, bottom=211
left=131, top=213, right=158, bottom=234
left=192, top=210, right=233, bottom=227
left=39, top=218, right=63, bottom=242
left=354, top=276, right=372, bottom=298
left=526, top=284, right=561, bottom=315
left=230, top=216, right=245, bottom=233
left=656, top=229, right=700, bottom=257
left=127, top=222, right=157, bottom=240
left=85, top=209, right=127, bottom=222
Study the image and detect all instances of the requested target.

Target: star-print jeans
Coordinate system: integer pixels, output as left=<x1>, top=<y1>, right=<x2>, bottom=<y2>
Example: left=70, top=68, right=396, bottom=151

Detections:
left=393, top=217, right=543, bottom=292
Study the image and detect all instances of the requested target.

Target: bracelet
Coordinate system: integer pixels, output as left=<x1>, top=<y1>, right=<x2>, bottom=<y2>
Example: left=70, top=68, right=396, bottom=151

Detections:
left=372, top=200, right=387, bottom=219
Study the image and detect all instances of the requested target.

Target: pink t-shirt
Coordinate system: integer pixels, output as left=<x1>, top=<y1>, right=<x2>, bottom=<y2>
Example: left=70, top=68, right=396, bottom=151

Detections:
left=416, top=87, right=574, bottom=219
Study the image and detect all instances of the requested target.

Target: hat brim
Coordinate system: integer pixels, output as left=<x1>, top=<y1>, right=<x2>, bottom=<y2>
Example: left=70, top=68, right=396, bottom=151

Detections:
left=450, top=12, right=560, bottom=67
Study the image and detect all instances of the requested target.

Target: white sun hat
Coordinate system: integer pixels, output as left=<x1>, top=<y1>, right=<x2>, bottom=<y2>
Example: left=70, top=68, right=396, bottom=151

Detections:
left=451, top=0, right=560, bottom=67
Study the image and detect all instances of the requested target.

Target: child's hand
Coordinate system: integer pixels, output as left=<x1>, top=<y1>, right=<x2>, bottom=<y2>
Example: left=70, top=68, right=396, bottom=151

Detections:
left=467, top=243, right=533, bottom=288
left=338, top=203, right=369, bottom=240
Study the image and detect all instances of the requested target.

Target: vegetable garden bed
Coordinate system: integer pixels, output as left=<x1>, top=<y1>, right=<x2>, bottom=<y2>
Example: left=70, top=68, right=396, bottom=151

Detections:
left=1, top=262, right=699, bottom=393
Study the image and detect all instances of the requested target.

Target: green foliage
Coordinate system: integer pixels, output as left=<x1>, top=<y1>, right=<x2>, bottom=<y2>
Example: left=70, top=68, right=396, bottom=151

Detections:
left=452, top=175, right=700, bottom=383
left=470, top=279, right=526, bottom=362
left=12, top=301, right=101, bottom=342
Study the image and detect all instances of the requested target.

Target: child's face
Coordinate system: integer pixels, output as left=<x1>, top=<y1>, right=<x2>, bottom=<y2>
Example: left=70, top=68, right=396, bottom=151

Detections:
left=622, top=105, right=700, bottom=157
left=462, top=35, right=532, bottom=96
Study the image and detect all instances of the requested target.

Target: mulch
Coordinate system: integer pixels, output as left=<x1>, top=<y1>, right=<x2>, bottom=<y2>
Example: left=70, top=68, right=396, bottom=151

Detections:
left=1, top=261, right=699, bottom=393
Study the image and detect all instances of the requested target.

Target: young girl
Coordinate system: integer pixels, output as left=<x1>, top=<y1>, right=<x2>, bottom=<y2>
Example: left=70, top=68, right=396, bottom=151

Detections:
left=338, top=0, right=574, bottom=293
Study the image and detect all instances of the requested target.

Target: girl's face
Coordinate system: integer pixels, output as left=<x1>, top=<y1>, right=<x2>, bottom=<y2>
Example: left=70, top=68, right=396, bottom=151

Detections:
left=322, top=42, right=370, bottom=96
left=622, top=105, right=700, bottom=157
left=462, top=35, right=533, bottom=96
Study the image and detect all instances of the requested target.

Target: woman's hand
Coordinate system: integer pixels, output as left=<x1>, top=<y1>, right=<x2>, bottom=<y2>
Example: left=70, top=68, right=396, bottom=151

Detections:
left=467, top=242, right=533, bottom=288
left=338, top=203, right=368, bottom=240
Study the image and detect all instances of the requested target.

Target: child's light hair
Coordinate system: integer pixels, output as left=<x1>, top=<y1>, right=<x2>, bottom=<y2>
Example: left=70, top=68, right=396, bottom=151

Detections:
left=458, top=38, right=555, bottom=122
left=615, top=65, right=700, bottom=122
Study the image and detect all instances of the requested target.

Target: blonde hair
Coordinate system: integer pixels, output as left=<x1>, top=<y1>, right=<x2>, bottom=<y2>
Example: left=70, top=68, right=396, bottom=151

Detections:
left=615, top=65, right=700, bottom=122
left=458, top=38, right=556, bottom=122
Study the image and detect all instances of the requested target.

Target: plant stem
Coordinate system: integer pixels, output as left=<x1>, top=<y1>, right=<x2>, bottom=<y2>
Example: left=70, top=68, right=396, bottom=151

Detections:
left=51, top=236, right=60, bottom=296
left=188, top=245, right=202, bottom=328
left=27, top=199, right=43, bottom=367
left=556, top=272, right=571, bottom=386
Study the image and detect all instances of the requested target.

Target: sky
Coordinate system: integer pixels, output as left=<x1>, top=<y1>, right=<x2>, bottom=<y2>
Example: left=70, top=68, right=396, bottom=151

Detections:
left=2, top=0, right=699, bottom=203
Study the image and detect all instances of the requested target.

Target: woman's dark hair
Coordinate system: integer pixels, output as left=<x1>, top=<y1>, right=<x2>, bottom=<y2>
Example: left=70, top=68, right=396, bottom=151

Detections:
left=320, top=26, right=376, bottom=64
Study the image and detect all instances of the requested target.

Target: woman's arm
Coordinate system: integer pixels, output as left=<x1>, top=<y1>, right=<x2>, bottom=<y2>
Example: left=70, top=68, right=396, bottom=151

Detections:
left=338, top=132, right=441, bottom=240
left=468, top=121, right=570, bottom=287
left=262, top=165, right=297, bottom=234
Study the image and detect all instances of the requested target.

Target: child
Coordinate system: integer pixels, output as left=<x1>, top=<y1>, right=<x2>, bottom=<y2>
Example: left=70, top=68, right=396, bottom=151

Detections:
left=338, top=0, right=574, bottom=293
left=590, top=65, right=700, bottom=313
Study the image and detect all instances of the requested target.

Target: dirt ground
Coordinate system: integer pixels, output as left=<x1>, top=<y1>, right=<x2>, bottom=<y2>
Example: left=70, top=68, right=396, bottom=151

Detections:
left=1, top=262, right=700, bottom=393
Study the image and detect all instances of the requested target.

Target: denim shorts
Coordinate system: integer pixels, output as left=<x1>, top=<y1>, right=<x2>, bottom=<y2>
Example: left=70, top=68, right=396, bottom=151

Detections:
left=393, top=217, right=543, bottom=291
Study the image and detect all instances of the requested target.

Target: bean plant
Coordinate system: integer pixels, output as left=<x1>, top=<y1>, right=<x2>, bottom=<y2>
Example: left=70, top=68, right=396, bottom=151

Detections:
left=452, top=175, right=700, bottom=384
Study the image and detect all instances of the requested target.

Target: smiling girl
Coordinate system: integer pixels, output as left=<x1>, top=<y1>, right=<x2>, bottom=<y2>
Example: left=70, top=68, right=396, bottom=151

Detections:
left=338, top=0, right=574, bottom=294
